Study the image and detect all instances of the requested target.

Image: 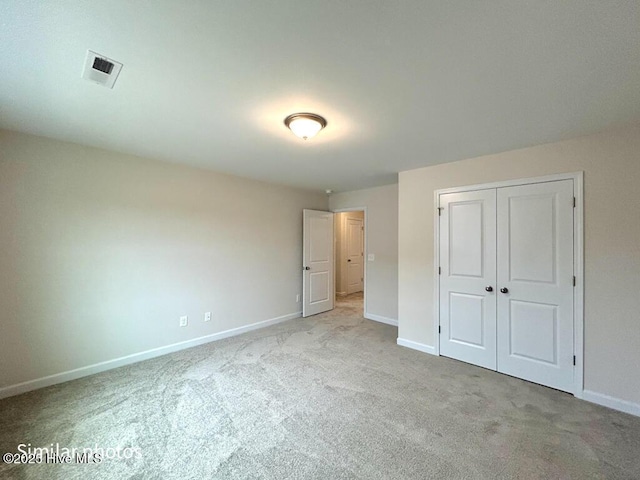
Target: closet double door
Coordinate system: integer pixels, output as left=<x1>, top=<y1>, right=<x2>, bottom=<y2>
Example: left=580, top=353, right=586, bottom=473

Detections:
left=439, top=180, right=575, bottom=392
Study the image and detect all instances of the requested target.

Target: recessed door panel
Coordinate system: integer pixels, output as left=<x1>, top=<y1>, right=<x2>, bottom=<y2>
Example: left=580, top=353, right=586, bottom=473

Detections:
left=347, top=263, right=361, bottom=290
left=509, top=194, right=556, bottom=284
left=509, top=300, right=558, bottom=365
left=449, top=293, right=485, bottom=347
left=309, top=271, right=330, bottom=304
left=347, top=221, right=362, bottom=257
left=310, top=216, right=330, bottom=262
left=439, top=189, right=497, bottom=370
left=450, top=202, right=484, bottom=277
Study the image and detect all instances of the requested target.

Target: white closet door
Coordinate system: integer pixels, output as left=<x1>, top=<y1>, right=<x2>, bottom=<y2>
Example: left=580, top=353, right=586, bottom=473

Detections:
left=439, top=189, right=497, bottom=370
left=496, top=180, right=574, bottom=392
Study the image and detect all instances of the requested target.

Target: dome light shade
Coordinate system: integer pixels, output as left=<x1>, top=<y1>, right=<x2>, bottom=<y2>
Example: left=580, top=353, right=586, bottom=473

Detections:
left=284, top=113, right=327, bottom=140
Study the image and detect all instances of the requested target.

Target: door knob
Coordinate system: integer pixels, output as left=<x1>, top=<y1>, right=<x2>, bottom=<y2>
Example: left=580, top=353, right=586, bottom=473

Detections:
left=304, top=266, right=311, bottom=270
left=347, top=259, right=351, bottom=262
left=500, top=287, right=509, bottom=294
left=485, top=286, right=493, bottom=292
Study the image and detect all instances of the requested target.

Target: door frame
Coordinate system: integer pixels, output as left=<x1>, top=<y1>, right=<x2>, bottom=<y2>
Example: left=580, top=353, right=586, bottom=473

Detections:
left=333, top=207, right=368, bottom=317
left=434, top=172, right=584, bottom=397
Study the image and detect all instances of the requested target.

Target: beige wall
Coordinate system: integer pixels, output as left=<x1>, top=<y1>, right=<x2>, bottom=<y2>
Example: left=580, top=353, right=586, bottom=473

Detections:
left=334, top=211, right=364, bottom=295
left=330, top=184, right=398, bottom=323
left=398, top=123, right=640, bottom=406
left=0, top=129, right=327, bottom=390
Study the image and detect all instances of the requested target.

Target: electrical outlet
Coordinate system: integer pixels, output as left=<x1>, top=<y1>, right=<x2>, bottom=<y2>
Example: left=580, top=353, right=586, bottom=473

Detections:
left=296, top=294, right=300, bottom=303
left=179, top=315, right=188, bottom=327
left=204, top=312, right=211, bottom=322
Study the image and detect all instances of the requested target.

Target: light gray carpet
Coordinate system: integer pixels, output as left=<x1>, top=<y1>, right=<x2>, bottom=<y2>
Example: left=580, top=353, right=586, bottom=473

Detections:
left=1, top=292, right=639, bottom=479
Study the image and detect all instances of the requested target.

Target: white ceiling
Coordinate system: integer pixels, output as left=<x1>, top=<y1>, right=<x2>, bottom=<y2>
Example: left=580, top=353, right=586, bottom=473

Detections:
left=1, top=1, right=639, bottom=192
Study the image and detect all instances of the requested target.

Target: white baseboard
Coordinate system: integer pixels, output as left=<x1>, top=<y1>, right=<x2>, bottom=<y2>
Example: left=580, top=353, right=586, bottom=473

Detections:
left=364, top=313, right=398, bottom=327
left=393, top=339, right=639, bottom=417
left=582, top=390, right=640, bottom=417
left=396, top=337, right=438, bottom=356
left=0, top=311, right=301, bottom=400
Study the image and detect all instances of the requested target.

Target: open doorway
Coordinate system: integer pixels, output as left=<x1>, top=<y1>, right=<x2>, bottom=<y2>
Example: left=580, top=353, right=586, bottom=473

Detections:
left=333, top=209, right=365, bottom=316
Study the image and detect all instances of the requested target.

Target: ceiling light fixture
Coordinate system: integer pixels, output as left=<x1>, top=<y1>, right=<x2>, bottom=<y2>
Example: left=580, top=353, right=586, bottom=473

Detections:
left=284, top=113, right=327, bottom=140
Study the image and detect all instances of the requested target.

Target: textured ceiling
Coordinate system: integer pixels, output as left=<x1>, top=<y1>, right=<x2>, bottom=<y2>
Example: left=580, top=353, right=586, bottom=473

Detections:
left=1, top=1, right=639, bottom=192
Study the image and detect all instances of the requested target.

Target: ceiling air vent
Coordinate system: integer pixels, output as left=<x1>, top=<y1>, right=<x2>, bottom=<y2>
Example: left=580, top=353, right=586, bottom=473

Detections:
left=92, top=57, right=114, bottom=74
left=82, top=50, right=123, bottom=89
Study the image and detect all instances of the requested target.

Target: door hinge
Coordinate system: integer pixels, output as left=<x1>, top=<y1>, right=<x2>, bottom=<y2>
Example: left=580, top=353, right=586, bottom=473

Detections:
left=361, top=226, right=364, bottom=231
left=573, top=355, right=576, bottom=366
left=573, top=197, right=576, bottom=208
left=438, top=325, right=441, bottom=334
left=438, top=266, right=441, bottom=275
left=361, top=277, right=363, bottom=282
left=437, top=207, right=443, bottom=216
left=573, top=276, right=576, bottom=286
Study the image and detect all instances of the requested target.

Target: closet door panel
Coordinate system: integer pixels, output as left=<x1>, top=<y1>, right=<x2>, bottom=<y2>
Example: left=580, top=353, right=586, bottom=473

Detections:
left=496, top=180, right=574, bottom=392
left=439, top=189, right=497, bottom=370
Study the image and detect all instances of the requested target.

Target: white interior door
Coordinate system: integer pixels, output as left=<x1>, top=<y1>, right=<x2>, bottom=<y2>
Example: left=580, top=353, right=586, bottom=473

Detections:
left=439, top=189, right=497, bottom=370
left=346, top=217, right=364, bottom=294
left=303, top=209, right=335, bottom=317
left=496, top=180, right=574, bottom=392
